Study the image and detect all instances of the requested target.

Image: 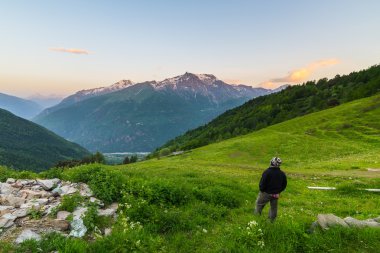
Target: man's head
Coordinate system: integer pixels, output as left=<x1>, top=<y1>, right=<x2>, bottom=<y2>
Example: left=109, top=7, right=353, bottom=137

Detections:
left=270, top=157, right=282, bottom=167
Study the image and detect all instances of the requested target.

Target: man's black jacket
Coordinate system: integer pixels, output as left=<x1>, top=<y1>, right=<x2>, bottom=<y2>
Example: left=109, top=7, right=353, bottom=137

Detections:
left=259, top=167, right=287, bottom=194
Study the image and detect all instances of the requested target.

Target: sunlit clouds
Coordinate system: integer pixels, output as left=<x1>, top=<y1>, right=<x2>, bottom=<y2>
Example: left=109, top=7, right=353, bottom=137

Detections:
left=49, top=47, right=90, bottom=55
left=262, top=59, right=340, bottom=89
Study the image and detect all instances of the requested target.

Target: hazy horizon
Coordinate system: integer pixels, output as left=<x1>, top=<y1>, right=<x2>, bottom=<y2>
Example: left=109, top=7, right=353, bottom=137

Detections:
left=1, top=1, right=380, bottom=97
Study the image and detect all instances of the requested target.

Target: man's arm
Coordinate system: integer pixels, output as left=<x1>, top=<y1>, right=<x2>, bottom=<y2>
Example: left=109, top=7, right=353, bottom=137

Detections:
left=259, top=170, right=268, bottom=192
left=281, top=173, right=287, bottom=192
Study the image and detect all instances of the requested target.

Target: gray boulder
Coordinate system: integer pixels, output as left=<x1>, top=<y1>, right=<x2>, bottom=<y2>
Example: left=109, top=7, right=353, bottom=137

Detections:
left=344, top=217, right=380, bottom=228
left=317, top=214, right=349, bottom=229
left=15, top=229, right=41, bottom=244
left=37, top=179, right=60, bottom=191
left=69, top=219, right=87, bottom=238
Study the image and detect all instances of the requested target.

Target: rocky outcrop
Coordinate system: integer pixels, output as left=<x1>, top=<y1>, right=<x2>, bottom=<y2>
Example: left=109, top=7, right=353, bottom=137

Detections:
left=311, top=214, right=380, bottom=231
left=0, top=178, right=118, bottom=244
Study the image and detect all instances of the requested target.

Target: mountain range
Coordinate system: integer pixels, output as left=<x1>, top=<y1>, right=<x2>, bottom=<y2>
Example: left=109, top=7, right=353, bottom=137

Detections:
left=0, top=93, right=43, bottom=119
left=155, top=64, right=380, bottom=154
left=0, top=108, right=89, bottom=171
left=34, top=73, right=286, bottom=152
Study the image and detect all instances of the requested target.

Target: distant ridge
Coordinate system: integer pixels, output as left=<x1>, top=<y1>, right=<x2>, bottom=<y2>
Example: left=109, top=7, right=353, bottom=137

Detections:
left=34, top=73, right=283, bottom=152
left=0, top=92, right=42, bottom=119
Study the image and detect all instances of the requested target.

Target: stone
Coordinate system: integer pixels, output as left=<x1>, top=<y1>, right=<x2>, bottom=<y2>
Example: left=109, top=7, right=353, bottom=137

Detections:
left=57, top=211, right=71, bottom=220
left=0, top=206, right=14, bottom=216
left=37, top=179, right=60, bottom=191
left=344, top=217, right=380, bottom=228
left=0, top=217, right=15, bottom=228
left=317, top=214, right=349, bottom=229
left=0, top=183, right=15, bottom=195
left=60, top=185, right=78, bottom=195
left=89, top=197, right=104, bottom=206
left=98, top=208, right=116, bottom=217
left=52, top=219, right=70, bottom=231
left=16, top=179, right=35, bottom=186
left=12, top=208, right=29, bottom=218
left=79, top=183, right=93, bottom=197
left=43, top=202, right=60, bottom=215
left=104, top=228, right=112, bottom=236
left=33, top=198, right=49, bottom=205
left=0, top=195, right=25, bottom=208
left=6, top=178, right=16, bottom=184
left=374, top=216, right=380, bottom=222
left=73, top=207, right=87, bottom=220
left=69, top=219, right=87, bottom=238
left=20, top=202, right=40, bottom=210
left=15, top=229, right=41, bottom=244
left=19, top=189, right=50, bottom=199
left=51, top=187, right=63, bottom=197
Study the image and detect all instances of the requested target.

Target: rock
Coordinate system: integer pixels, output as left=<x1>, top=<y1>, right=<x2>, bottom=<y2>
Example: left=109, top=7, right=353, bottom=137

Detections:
left=89, top=197, right=104, bottom=207
left=0, top=206, right=14, bottom=216
left=43, top=202, right=60, bottom=215
left=20, top=202, right=40, bottom=210
left=317, top=214, right=349, bottom=229
left=73, top=207, right=87, bottom=220
left=51, top=187, right=63, bottom=197
left=344, top=217, right=380, bottom=228
left=0, top=183, right=15, bottom=195
left=374, top=216, right=380, bottom=222
left=57, top=211, right=71, bottom=220
left=98, top=208, right=116, bottom=217
left=109, top=203, right=119, bottom=210
left=37, top=179, right=60, bottom=191
left=104, top=228, right=112, bottom=236
left=52, top=219, right=70, bottom=231
left=0, top=195, right=26, bottom=208
left=60, top=185, right=78, bottom=195
left=69, top=219, right=87, bottom=237
left=15, top=229, right=41, bottom=244
left=16, top=179, right=35, bottom=186
left=6, top=178, right=16, bottom=184
left=12, top=208, right=29, bottom=218
left=33, top=198, right=49, bottom=205
left=31, top=185, right=43, bottom=191
left=19, top=189, right=50, bottom=199
left=0, top=217, right=15, bottom=228
left=79, top=183, right=93, bottom=197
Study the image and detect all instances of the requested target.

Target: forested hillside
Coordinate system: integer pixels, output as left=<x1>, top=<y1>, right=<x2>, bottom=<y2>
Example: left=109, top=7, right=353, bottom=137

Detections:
left=0, top=109, right=90, bottom=171
left=156, top=64, right=380, bottom=154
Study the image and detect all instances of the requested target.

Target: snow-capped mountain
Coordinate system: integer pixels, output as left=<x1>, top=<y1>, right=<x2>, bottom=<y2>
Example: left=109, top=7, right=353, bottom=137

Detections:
left=34, top=73, right=281, bottom=152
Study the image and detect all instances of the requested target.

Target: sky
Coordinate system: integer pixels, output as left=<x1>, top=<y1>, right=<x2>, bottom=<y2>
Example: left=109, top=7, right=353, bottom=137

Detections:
left=1, top=0, right=380, bottom=98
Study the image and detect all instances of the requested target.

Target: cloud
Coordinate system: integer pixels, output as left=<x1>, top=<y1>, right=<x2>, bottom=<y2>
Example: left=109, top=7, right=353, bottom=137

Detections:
left=49, top=47, right=90, bottom=55
left=262, top=59, right=339, bottom=88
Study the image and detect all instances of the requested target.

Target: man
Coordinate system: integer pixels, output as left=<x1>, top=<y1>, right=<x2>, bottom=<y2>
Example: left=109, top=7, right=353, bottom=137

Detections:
left=254, top=157, right=287, bottom=221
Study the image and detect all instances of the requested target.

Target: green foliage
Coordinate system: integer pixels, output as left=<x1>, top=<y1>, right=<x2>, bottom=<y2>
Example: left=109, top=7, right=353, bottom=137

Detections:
left=55, top=152, right=105, bottom=169
left=0, top=108, right=89, bottom=172
left=157, top=64, right=380, bottom=154
left=83, top=203, right=99, bottom=233
left=29, top=207, right=43, bottom=220
left=59, top=193, right=84, bottom=212
left=123, top=155, right=138, bottom=164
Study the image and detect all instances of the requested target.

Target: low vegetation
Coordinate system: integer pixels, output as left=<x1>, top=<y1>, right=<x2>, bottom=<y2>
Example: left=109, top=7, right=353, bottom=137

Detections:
left=1, top=94, right=380, bottom=252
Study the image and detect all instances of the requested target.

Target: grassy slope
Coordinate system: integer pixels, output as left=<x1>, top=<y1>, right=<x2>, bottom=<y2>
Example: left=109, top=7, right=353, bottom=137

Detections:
left=119, top=94, right=380, bottom=252
left=2, top=95, right=380, bottom=252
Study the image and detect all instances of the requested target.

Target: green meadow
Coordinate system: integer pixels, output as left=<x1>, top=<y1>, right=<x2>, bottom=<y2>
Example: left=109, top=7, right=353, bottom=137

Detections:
left=1, top=94, right=380, bottom=252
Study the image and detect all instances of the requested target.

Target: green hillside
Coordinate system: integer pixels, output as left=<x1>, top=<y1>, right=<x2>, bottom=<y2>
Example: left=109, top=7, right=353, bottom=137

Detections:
left=0, top=109, right=90, bottom=171
left=2, top=95, right=379, bottom=252
left=157, top=64, right=380, bottom=154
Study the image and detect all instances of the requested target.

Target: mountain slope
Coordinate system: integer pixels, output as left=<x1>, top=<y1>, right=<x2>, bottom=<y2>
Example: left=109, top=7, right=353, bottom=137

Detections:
left=0, top=109, right=90, bottom=171
left=34, top=73, right=276, bottom=152
left=0, top=92, right=42, bottom=119
left=156, top=64, right=380, bottom=154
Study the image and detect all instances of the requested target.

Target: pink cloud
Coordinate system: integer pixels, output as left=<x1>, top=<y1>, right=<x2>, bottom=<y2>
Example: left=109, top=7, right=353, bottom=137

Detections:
left=49, top=47, right=90, bottom=55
